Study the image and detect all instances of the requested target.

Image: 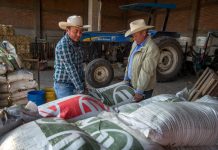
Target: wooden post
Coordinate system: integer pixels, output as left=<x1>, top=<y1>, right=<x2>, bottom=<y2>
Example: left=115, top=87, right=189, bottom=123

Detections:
left=34, top=0, right=42, bottom=38
left=189, top=0, right=200, bottom=45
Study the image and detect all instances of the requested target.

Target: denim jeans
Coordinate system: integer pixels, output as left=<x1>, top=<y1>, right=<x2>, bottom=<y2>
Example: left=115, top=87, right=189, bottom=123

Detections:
left=143, top=89, right=153, bottom=99
left=54, top=82, right=77, bottom=99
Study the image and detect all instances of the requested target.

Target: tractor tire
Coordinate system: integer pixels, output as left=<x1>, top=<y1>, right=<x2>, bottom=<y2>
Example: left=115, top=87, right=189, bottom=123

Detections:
left=154, top=36, right=183, bottom=82
left=85, top=58, right=114, bottom=88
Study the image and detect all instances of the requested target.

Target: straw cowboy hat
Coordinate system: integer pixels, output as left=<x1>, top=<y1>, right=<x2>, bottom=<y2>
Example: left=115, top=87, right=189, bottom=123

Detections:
left=125, top=19, right=154, bottom=37
left=59, top=15, right=90, bottom=30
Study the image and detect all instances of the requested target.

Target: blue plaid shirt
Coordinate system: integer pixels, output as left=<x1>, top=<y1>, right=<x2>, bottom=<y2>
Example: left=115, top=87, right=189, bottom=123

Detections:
left=54, top=33, right=84, bottom=92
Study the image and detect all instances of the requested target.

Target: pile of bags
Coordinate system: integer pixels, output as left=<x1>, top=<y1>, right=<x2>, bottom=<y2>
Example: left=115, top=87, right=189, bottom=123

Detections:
left=0, top=41, right=37, bottom=108
left=0, top=70, right=38, bottom=108
left=1, top=81, right=218, bottom=150
left=0, top=114, right=164, bottom=150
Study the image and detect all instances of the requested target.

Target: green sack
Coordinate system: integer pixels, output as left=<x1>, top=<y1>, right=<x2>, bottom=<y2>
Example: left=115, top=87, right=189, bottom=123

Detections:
left=7, top=55, right=19, bottom=70
left=76, top=112, right=164, bottom=150
left=89, top=81, right=135, bottom=106
left=0, top=55, right=14, bottom=72
left=0, top=117, right=102, bottom=150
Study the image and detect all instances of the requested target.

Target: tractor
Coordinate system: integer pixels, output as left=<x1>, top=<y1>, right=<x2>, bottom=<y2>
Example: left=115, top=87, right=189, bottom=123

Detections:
left=82, top=3, right=184, bottom=88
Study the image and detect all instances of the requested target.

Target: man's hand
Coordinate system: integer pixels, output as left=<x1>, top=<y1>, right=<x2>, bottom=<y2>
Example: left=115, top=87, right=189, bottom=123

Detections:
left=123, top=80, right=130, bottom=86
left=83, top=86, right=89, bottom=95
left=134, top=93, right=144, bottom=102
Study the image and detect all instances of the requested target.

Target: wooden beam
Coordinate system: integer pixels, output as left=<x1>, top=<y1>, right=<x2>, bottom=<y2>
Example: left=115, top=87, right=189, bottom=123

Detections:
left=83, top=0, right=88, bottom=25
left=34, top=0, right=42, bottom=38
left=88, top=0, right=100, bottom=31
left=189, top=0, right=200, bottom=45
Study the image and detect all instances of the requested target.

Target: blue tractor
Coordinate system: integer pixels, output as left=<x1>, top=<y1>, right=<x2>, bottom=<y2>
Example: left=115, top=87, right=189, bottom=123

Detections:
left=82, top=3, right=183, bottom=88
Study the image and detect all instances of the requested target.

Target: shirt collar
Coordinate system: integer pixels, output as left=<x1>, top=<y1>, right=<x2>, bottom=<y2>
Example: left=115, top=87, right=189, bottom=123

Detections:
left=137, top=38, right=147, bottom=47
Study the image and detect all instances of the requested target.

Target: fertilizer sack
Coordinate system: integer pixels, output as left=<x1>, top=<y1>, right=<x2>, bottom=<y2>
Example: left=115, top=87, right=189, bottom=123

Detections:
left=119, top=101, right=218, bottom=146
left=89, top=81, right=135, bottom=106
left=75, top=112, right=164, bottom=150
left=7, top=69, right=33, bottom=83
left=0, top=117, right=102, bottom=150
left=38, top=94, right=112, bottom=120
left=116, top=94, right=184, bottom=114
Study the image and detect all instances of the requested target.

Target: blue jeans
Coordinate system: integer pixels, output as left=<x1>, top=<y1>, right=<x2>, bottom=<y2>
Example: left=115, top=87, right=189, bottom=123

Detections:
left=54, top=82, right=77, bottom=99
left=143, top=89, right=153, bottom=99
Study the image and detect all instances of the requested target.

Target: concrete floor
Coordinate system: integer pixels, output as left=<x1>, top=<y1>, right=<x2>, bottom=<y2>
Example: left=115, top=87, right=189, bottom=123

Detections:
left=34, top=68, right=197, bottom=96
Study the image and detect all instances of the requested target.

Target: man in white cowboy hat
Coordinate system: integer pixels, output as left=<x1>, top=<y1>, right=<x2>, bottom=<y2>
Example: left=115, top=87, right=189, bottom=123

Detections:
left=124, top=19, right=160, bottom=102
left=54, top=15, right=89, bottom=98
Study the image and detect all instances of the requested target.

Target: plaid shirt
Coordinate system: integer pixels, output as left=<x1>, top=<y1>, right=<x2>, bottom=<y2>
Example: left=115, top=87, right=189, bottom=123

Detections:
left=54, top=33, right=84, bottom=92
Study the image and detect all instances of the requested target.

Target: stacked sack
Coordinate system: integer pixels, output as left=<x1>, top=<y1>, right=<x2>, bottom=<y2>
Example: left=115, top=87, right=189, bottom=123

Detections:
left=0, top=113, right=165, bottom=150
left=0, top=70, right=38, bottom=108
left=89, top=81, right=135, bottom=107
left=117, top=95, right=218, bottom=149
left=0, top=41, right=37, bottom=108
left=0, top=24, right=32, bottom=68
left=1, top=93, right=218, bottom=149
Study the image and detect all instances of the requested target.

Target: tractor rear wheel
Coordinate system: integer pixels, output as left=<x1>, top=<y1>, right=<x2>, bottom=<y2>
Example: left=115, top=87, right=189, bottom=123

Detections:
left=154, top=36, right=183, bottom=82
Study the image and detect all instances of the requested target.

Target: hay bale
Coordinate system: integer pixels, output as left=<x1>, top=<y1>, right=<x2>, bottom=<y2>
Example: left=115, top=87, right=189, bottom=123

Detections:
left=16, top=44, right=30, bottom=53
left=0, top=25, right=15, bottom=36
left=1, top=36, right=16, bottom=46
left=15, top=35, right=31, bottom=44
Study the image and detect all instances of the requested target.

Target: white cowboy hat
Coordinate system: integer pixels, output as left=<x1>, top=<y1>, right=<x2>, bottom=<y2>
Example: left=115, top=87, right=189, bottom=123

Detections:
left=59, top=15, right=90, bottom=30
left=125, top=19, right=154, bottom=37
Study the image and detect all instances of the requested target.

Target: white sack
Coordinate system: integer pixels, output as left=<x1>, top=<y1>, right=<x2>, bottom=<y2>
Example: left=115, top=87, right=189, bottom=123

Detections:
left=0, top=75, right=6, bottom=84
left=116, top=94, right=184, bottom=114
left=0, top=64, right=6, bottom=75
left=195, top=95, right=218, bottom=104
left=7, top=69, right=33, bottom=83
left=0, top=80, right=37, bottom=93
left=169, top=146, right=218, bottom=150
left=119, top=102, right=218, bottom=146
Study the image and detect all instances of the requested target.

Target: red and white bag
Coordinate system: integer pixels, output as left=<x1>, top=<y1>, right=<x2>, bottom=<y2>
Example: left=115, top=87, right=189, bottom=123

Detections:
left=38, top=94, right=112, bottom=120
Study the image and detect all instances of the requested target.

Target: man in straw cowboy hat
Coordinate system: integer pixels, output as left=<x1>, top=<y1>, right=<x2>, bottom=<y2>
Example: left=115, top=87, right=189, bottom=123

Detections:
left=54, top=15, right=90, bottom=98
left=124, top=19, right=160, bottom=102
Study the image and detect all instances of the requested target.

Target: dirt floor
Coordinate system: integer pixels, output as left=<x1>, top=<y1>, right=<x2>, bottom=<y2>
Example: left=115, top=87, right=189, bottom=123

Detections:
left=34, top=68, right=197, bottom=96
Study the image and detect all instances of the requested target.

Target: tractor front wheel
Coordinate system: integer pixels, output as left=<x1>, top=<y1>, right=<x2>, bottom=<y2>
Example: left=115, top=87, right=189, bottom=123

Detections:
left=85, top=58, right=114, bottom=88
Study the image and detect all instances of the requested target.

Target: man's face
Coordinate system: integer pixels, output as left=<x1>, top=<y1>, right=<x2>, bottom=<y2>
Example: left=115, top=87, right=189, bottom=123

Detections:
left=132, top=30, right=147, bottom=44
left=66, top=26, right=83, bottom=42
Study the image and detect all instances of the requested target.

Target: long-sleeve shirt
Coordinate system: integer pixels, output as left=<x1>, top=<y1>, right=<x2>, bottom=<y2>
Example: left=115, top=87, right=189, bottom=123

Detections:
left=127, top=39, right=147, bottom=80
left=54, top=33, right=84, bottom=92
left=124, top=37, right=160, bottom=94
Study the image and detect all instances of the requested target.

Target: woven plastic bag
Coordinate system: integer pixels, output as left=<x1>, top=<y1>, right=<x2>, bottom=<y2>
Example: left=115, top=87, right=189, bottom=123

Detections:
left=0, top=117, right=102, bottom=150
left=89, top=81, right=135, bottom=106
left=195, top=95, right=218, bottom=104
left=118, top=101, right=218, bottom=146
left=116, top=94, right=184, bottom=114
left=38, top=94, right=112, bottom=120
left=7, top=69, right=33, bottom=83
left=75, top=112, right=164, bottom=150
left=169, top=146, right=218, bottom=150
